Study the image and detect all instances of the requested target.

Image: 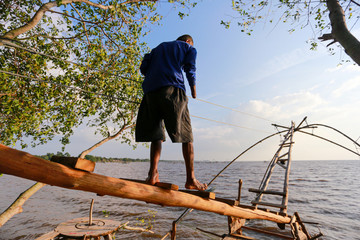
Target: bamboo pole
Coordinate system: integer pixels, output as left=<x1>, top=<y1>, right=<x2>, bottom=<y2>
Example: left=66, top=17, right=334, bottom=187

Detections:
left=0, top=144, right=291, bottom=224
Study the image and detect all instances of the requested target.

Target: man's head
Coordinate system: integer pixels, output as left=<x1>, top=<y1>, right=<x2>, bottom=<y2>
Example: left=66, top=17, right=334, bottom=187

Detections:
left=177, top=34, right=194, bottom=46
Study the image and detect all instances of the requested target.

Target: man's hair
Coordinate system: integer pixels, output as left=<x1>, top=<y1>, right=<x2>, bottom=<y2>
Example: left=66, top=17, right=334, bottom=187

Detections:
left=177, top=34, right=193, bottom=44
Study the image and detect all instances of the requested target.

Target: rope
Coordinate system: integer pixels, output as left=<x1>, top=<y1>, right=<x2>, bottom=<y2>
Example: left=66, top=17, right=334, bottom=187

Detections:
left=1, top=39, right=280, bottom=125
left=190, top=115, right=271, bottom=134
left=1, top=39, right=283, bottom=129
left=1, top=39, right=281, bottom=136
left=1, top=69, right=276, bottom=134
left=190, top=96, right=274, bottom=123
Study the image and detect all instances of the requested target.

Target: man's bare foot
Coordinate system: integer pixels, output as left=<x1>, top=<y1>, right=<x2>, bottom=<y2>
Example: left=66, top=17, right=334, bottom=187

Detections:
left=145, top=172, right=159, bottom=185
left=185, top=179, right=207, bottom=191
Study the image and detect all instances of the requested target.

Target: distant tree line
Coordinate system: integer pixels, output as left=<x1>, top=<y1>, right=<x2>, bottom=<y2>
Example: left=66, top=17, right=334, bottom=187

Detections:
left=36, top=152, right=149, bottom=163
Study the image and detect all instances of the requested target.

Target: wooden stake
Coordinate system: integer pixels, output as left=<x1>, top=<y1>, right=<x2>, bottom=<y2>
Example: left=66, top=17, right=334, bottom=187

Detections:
left=238, top=179, right=243, bottom=204
left=89, top=199, right=94, bottom=226
left=171, top=221, right=177, bottom=240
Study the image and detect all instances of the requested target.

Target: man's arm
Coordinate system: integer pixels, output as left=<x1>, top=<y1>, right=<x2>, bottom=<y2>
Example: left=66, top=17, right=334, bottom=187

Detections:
left=183, top=47, right=197, bottom=90
left=190, top=85, right=196, bottom=99
left=140, top=53, right=151, bottom=75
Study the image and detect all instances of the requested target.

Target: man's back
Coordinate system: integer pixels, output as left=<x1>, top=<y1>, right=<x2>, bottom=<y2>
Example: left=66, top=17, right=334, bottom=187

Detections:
left=140, top=40, right=197, bottom=94
left=135, top=35, right=207, bottom=191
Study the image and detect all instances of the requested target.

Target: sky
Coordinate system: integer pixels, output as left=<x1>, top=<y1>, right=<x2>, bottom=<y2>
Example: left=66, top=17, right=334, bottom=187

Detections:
left=16, top=0, right=360, bottom=161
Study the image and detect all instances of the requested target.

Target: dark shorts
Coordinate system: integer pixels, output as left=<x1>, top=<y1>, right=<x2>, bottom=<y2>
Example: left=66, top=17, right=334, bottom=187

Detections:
left=135, top=86, right=193, bottom=143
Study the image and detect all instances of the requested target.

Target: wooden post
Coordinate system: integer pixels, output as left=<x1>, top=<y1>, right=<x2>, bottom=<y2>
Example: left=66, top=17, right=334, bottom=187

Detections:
left=227, top=216, right=245, bottom=235
left=171, top=221, right=177, bottom=240
left=237, top=179, right=243, bottom=205
left=89, top=199, right=94, bottom=226
left=0, top=144, right=292, bottom=224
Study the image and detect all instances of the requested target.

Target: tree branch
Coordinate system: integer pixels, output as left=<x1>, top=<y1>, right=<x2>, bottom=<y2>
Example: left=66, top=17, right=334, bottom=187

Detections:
left=350, top=0, right=360, bottom=7
left=122, top=221, right=155, bottom=233
left=1, top=0, right=113, bottom=40
left=0, top=182, right=46, bottom=227
left=70, top=3, right=91, bottom=45
left=16, top=30, right=89, bottom=41
left=120, top=0, right=158, bottom=5
left=99, top=26, right=121, bottom=49
left=78, top=124, right=127, bottom=158
left=318, top=33, right=337, bottom=46
left=48, top=9, right=104, bottom=25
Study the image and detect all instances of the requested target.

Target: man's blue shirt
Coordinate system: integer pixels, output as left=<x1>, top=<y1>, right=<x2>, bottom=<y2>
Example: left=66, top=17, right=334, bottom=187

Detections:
left=140, top=40, right=197, bottom=94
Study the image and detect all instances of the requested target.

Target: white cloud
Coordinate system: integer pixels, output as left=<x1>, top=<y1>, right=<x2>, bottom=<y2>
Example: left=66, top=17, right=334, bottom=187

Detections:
left=256, top=47, right=320, bottom=81
left=241, top=91, right=327, bottom=121
left=326, top=64, right=360, bottom=73
left=332, top=76, right=360, bottom=98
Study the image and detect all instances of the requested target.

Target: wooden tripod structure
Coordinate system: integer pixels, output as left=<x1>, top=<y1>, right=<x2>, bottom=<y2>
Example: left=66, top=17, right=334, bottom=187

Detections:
left=250, top=121, right=295, bottom=215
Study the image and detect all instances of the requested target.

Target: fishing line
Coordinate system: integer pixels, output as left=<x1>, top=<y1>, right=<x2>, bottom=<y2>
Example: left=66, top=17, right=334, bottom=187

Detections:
left=2, top=70, right=275, bottom=134
left=2, top=40, right=281, bottom=126
left=190, top=115, right=272, bottom=134
left=190, top=96, right=274, bottom=123
left=1, top=39, right=283, bottom=135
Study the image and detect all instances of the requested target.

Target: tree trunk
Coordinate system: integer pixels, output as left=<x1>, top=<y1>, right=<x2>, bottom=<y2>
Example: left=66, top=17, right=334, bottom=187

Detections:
left=326, top=0, right=360, bottom=65
left=0, top=182, right=46, bottom=227
left=0, top=144, right=292, bottom=224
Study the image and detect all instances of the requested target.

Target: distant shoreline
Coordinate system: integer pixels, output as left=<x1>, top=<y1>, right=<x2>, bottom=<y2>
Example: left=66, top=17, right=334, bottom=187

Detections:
left=36, top=153, right=150, bottom=163
left=36, top=153, right=359, bottom=163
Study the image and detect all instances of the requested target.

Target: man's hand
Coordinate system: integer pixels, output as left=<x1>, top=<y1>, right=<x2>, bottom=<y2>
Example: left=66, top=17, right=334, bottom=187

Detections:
left=190, top=85, right=196, bottom=99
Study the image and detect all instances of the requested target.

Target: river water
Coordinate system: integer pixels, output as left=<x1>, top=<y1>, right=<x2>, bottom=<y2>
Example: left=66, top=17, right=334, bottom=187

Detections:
left=0, top=160, right=359, bottom=239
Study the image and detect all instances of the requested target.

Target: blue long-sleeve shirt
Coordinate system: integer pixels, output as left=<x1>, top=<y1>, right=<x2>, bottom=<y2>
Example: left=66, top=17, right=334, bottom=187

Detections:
left=140, top=40, right=197, bottom=94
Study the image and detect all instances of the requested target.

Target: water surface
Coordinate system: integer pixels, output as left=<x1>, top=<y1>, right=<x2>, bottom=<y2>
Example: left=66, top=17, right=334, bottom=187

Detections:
left=0, top=160, right=359, bottom=239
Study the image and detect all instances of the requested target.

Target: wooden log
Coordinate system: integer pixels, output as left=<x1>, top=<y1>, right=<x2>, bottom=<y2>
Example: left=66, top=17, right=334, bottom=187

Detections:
left=178, top=190, right=216, bottom=199
left=51, top=156, right=95, bottom=172
left=215, top=197, right=239, bottom=206
left=0, top=144, right=292, bottom=224
left=121, top=178, right=179, bottom=191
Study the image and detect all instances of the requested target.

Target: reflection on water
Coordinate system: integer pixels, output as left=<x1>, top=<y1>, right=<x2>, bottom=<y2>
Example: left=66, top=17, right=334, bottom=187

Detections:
left=0, top=160, right=359, bottom=239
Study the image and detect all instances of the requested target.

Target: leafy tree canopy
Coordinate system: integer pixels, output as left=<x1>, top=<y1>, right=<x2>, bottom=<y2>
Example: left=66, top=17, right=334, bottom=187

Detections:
left=223, top=0, right=360, bottom=64
left=0, top=0, right=196, bottom=149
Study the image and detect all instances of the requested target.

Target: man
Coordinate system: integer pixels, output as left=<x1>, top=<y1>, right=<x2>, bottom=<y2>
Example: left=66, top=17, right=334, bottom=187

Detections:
left=135, top=34, right=207, bottom=191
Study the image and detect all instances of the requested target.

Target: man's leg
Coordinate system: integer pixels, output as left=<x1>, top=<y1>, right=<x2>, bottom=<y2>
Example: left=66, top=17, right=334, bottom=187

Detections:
left=146, top=140, right=162, bottom=185
left=183, top=142, right=207, bottom=191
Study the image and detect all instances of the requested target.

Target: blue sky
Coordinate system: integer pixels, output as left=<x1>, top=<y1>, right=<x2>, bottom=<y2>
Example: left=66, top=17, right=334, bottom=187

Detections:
left=19, top=0, right=360, bottom=161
